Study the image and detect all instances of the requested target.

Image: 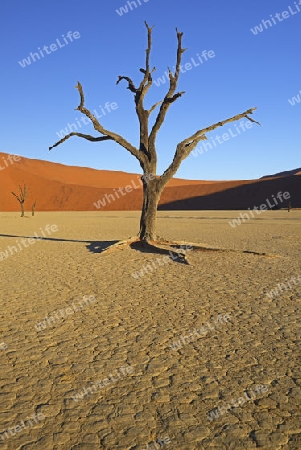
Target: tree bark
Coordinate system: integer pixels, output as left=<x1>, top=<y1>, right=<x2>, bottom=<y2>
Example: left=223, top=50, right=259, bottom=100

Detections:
left=139, top=178, right=162, bottom=241
left=21, top=202, right=24, bottom=217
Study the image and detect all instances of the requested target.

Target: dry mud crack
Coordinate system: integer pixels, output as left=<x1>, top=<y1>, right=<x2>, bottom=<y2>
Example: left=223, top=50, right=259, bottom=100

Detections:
left=0, top=211, right=300, bottom=450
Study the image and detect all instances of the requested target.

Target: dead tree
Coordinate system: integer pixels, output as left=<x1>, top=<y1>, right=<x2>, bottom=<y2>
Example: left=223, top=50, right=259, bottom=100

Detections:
left=32, top=201, right=36, bottom=216
left=11, top=184, right=27, bottom=217
left=49, top=23, right=259, bottom=259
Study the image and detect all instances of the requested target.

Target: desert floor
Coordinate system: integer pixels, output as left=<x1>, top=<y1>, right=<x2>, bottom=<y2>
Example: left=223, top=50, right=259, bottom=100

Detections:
left=0, top=210, right=300, bottom=450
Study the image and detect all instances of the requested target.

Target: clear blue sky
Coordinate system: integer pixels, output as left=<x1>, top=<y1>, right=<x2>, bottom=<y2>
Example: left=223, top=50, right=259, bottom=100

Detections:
left=1, top=0, right=300, bottom=180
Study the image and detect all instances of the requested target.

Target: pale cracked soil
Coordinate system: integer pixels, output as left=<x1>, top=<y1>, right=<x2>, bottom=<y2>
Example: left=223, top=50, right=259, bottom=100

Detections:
left=0, top=211, right=300, bottom=450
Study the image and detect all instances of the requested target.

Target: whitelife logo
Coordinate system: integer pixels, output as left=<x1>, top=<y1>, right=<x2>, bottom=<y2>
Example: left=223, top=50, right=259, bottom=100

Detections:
left=0, top=412, right=45, bottom=442
left=228, top=191, right=291, bottom=228
left=93, top=173, right=155, bottom=209
left=153, top=50, right=215, bottom=87
left=55, top=102, right=118, bottom=139
left=0, top=224, right=58, bottom=262
left=169, top=313, right=231, bottom=351
left=0, top=154, right=21, bottom=170
left=288, top=89, right=301, bottom=106
left=191, top=120, right=253, bottom=157
left=207, top=385, right=269, bottom=421
left=35, top=295, right=96, bottom=332
left=116, top=0, right=150, bottom=17
left=266, top=274, right=301, bottom=299
left=72, top=365, right=134, bottom=401
left=250, top=1, right=301, bottom=35
left=18, top=31, right=81, bottom=68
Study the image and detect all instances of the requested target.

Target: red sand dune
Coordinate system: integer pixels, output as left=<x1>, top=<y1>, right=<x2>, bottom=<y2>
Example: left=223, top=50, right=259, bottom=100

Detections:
left=0, top=152, right=300, bottom=211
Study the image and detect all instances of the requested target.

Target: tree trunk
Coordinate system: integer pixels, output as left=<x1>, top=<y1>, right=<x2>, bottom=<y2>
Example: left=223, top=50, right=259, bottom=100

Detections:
left=21, top=202, right=25, bottom=217
left=139, top=178, right=162, bottom=241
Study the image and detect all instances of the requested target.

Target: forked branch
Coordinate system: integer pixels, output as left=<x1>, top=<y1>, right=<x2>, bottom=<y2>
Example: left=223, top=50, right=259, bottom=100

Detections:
left=149, top=28, right=187, bottom=148
left=11, top=184, right=27, bottom=203
left=159, top=108, right=260, bottom=186
left=49, top=82, right=147, bottom=167
left=117, top=22, right=154, bottom=99
left=181, top=107, right=260, bottom=146
left=116, top=22, right=156, bottom=162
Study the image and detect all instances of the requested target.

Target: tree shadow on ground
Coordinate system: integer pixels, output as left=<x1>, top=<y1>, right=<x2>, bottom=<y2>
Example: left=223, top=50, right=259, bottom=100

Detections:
left=0, top=234, right=272, bottom=263
left=0, top=233, right=119, bottom=254
left=86, top=240, right=119, bottom=253
left=0, top=234, right=180, bottom=258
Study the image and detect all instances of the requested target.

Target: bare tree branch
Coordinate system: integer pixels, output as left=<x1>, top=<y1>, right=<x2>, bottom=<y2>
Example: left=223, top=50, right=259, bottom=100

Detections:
left=116, top=76, right=138, bottom=93
left=149, top=28, right=187, bottom=150
left=136, top=21, right=155, bottom=95
left=181, top=107, right=259, bottom=146
left=75, top=82, right=84, bottom=108
left=246, top=114, right=261, bottom=125
left=11, top=184, right=27, bottom=203
left=49, top=132, right=113, bottom=151
left=117, top=22, right=154, bottom=98
left=159, top=108, right=260, bottom=186
left=11, top=191, right=21, bottom=202
left=116, top=22, right=156, bottom=163
left=147, top=100, right=163, bottom=115
left=144, top=21, right=153, bottom=74
left=168, top=91, right=185, bottom=103
left=135, top=22, right=156, bottom=163
left=50, top=82, right=147, bottom=167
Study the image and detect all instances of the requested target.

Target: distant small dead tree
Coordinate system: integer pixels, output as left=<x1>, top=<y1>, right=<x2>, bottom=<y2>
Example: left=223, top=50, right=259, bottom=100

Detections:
left=32, top=201, right=36, bottom=216
left=49, top=23, right=260, bottom=262
left=11, top=184, right=28, bottom=217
